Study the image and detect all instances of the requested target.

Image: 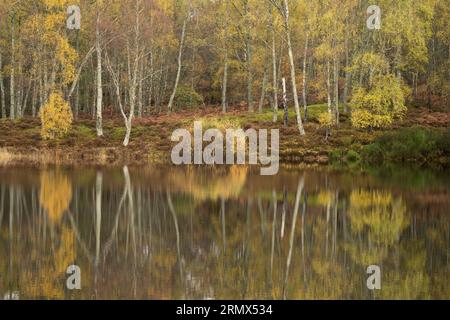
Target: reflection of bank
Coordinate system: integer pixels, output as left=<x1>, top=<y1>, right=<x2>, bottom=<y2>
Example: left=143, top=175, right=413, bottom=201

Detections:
left=168, top=166, right=248, bottom=201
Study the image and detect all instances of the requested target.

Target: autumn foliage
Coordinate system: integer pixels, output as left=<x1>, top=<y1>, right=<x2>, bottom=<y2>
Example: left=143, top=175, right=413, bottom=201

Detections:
left=39, top=92, right=73, bottom=140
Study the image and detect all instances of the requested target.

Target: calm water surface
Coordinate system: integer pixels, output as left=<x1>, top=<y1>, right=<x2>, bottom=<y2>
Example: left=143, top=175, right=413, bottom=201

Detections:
left=0, top=166, right=449, bottom=300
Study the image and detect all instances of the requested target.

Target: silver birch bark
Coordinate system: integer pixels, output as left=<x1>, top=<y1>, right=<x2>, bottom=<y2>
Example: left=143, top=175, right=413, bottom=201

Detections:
left=283, top=0, right=305, bottom=135
left=168, top=19, right=187, bottom=113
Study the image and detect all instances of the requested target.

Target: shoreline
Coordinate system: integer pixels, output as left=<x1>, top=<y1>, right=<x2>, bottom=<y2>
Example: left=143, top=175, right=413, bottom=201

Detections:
left=1, top=105, right=449, bottom=169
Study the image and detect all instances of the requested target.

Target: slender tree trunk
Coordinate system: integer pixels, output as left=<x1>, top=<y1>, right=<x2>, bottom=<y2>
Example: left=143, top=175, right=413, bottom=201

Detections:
left=282, top=77, right=288, bottom=127
left=137, top=61, right=144, bottom=117
left=10, top=20, right=15, bottom=120
left=222, top=57, right=228, bottom=113
left=258, top=68, right=268, bottom=113
left=31, top=81, right=37, bottom=117
left=147, top=52, right=154, bottom=112
left=271, top=15, right=278, bottom=122
left=0, top=53, right=6, bottom=119
left=168, top=19, right=187, bottom=113
left=283, top=0, right=305, bottom=136
left=244, top=0, right=253, bottom=112
left=327, top=59, right=332, bottom=114
left=222, top=1, right=230, bottom=113
left=334, top=55, right=340, bottom=126
left=95, top=11, right=103, bottom=137
left=343, top=24, right=351, bottom=113
left=302, top=35, right=309, bottom=122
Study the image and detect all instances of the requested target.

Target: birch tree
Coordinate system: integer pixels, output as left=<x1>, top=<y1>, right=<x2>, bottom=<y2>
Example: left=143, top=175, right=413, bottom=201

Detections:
left=271, top=0, right=306, bottom=135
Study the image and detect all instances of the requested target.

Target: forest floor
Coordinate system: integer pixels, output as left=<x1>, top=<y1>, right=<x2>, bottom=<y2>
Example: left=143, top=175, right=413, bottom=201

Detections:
left=0, top=104, right=449, bottom=168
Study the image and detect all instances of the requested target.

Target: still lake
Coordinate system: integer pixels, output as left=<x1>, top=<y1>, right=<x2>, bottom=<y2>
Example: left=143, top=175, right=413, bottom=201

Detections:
left=0, top=165, right=449, bottom=299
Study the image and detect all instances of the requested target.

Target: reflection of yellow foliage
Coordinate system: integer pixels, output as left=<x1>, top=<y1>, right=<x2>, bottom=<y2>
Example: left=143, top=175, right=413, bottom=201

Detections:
left=350, top=190, right=393, bottom=209
left=317, top=191, right=334, bottom=207
left=22, top=226, right=76, bottom=299
left=171, top=166, right=248, bottom=201
left=381, top=241, right=431, bottom=299
left=40, top=170, right=73, bottom=223
left=346, top=189, right=409, bottom=265
left=349, top=190, right=407, bottom=245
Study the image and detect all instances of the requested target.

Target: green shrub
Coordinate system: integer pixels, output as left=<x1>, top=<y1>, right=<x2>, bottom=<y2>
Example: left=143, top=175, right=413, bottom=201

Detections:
left=362, top=127, right=447, bottom=164
left=174, top=85, right=204, bottom=110
left=346, top=150, right=362, bottom=163
left=329, top=150, right=344, bottom=163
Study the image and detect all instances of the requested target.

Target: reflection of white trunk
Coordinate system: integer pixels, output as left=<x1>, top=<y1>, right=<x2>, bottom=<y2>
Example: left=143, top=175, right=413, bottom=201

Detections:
left=326, top=201, right=330, bottom=257
left=9, top=186, right=14, bottom=283
left=270, top=190, right=277, bottom=278
left=221, top=197, right=226, bottom=253
left=0, top=185, right=4, bottom=228
left=167, top=190, right=183, bottom=281
left=281, top=188, right=286, bottom=238
left=333, top=191, right=339, bottom=257
left=301, top=192, right=307, bottom=284
left=95, top=171, right=103, bottom=266
left=283, top=176, right=304, bottom=299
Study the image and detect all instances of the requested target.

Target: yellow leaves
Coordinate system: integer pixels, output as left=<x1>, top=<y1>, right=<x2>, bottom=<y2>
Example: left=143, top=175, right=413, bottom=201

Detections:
left=39, top=92, right=73, bottom=140
left=39, top=169, right=73, bottom=223
left=55, top=36, right=78, bottom=84
left=317, top=112, right=333, bottom=129
left=43, top=0, right=72, bottom=9
left=21, top=1, right=78, bottom=90
left=350, top=74, right=407, bottom=129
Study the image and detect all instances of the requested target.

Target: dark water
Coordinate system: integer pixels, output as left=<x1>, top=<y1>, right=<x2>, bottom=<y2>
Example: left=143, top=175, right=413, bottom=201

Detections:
left=0, top=165, right=449, bottom=300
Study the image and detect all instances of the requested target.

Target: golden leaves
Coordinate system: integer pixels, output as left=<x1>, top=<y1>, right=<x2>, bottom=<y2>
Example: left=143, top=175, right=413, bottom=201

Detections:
left=39, top=92, right=73, bottom=140
left=39, top=169, right=73, bottom=223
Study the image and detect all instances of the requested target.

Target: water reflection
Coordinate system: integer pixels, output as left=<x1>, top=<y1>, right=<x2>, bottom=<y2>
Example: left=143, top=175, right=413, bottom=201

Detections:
left=0, top=166, right=449, bottom=300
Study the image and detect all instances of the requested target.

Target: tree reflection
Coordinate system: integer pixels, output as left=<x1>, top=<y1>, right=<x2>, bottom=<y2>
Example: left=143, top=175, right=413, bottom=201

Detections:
left=0, top=167, right=448, bottom=300
left=39, top=170, right=73, bottom=224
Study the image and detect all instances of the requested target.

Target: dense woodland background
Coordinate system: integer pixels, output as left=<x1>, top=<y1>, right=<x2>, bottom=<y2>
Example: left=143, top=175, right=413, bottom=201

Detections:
left=0, top=0, right=448, bottom=146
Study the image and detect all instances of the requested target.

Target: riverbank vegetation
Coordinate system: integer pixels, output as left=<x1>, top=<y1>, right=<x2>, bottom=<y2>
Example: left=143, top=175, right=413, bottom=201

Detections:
left=0, top=104, right=449, bottom=168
